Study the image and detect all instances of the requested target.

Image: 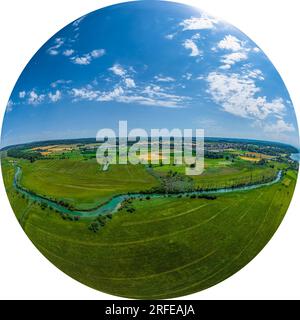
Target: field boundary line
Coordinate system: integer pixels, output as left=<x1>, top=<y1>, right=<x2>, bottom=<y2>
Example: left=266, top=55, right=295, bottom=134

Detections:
left=122, top=203, right=213, bottom=226
left=35, top=241, right=218, bottom=282
left=145, top=190, right=280, bottom=299
left=238, top=191, right=263, bottom=222
left=26, top=202, right=238, bottom=247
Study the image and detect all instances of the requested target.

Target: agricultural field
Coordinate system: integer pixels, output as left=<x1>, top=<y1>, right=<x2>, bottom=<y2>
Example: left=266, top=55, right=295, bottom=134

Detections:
left=154, top=157, right=278, bottom=190
left=1, top=137, right=298, bottom=299
left=18, top=159, right=159, bottom=210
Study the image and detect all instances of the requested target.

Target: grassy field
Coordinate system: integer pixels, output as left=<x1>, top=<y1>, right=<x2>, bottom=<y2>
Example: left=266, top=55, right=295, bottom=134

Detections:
left=16, top=157, right=279, bottom=210
left=17, top=159, right=159, bottom=210
left=2, top=157, right=297, bottom=299
left=154, top=158, right=278, bottom=190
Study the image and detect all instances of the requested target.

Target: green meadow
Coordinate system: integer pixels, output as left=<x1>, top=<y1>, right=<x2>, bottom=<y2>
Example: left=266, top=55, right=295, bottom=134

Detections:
left=153, top=157, right=277, bottom=189
left=19, top=159, right=158, bottom=210
left=2, top=156, right=296, bottom=298
left=1, top=138, right=298, bottom=299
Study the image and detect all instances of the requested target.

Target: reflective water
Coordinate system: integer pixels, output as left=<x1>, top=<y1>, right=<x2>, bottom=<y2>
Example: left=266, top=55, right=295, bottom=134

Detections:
left=13, top=166, right=282, bottom=219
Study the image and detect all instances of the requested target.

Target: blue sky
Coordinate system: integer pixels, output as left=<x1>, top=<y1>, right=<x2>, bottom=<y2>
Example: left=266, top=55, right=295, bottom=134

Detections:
left=1, top=0, right=299, bottom=147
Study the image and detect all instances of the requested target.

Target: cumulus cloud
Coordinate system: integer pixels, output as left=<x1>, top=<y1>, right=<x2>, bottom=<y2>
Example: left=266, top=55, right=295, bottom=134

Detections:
left=71, top=49, right=105, bottom=65
left=216, top=35, right=260, bottom=69
left=109, top=64, right=126, bottom=77
left=90, top=49, right=105, bottom=58
left=63, top=49, right=74, bottom=56
left=97, top=87, right=125, bottom=102
left=48, top=49, right=60, bottom=56
left=245, top=69, right=264, bottom=81
left=72, top=63, right=187, bottom=107
left=71, top=56, right=90, bottom=65
left=47, top=38, right=65, bottom=55
left=48, top=90, right=62, bottom=102
left=183, top=39, right=202, bottom=57
left=124, top=78, right=136, bottom=88
left=221, top=52, right=248, bottom=66
left=206, top=72, right=286, bottom=120
left=192, top=33, right=201, bottom=40
left=219, top=64, right=231, bottom=70
left=180, top=15, right=218, bottom=31
left=71, top=61, right=188, bottom=107
left=28, top=90, right=45, bottom=105
left=165, top=33, right=175, bottom=40
left=19, top=91, right=26, bottom=98
left=217, top=35, right=243, bottom=52
left=47, top=17, right=87, bottom=57
left=72, top=88, right=100, bottom=101
left=263, top=119, right=295, bottom=133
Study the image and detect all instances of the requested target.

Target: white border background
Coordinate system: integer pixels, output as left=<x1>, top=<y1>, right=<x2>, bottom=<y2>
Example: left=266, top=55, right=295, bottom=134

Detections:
left=0, top=0, right=299, bottom=300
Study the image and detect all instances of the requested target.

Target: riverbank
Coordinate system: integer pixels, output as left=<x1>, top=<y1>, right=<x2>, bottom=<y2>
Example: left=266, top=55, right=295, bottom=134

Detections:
left=13, top=165, right=283, bottom=219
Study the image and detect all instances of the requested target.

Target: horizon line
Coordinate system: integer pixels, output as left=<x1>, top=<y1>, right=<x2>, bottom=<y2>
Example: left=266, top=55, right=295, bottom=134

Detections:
left=1, top=135, right=299, bottom=152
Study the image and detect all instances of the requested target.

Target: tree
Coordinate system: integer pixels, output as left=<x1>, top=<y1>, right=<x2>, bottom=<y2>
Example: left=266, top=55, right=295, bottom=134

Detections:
left=89, top=222, right=100, bottom=233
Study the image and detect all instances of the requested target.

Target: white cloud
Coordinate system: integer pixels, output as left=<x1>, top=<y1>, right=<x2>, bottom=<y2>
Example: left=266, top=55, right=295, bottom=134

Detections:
left=144, top=85, right=188, bottom=107
left=72, top=56, right=91, bottom=65
left=19, top=91, right=26, bottom=98
left=71, top=83, right=188, bottom=108
left=50, top=79, right=72, bottom=88
left=47, top=38, right=64, bottom=55
left=219, top=64, right=231, bottom=70
left=63, top=49, right=74, bottom=56
left=97, top=87, right=125, bottom=102
left=71, top=49, right=105, bottom=65
left=180, top=15, right=218, bottom=31
left=216, top=35, right=255, bottom=68
left=48, top=49, right=59, bottom=56
left=48, top=90, right=62, bottom=102
left=72, top=16, right=86, bottom=27
left=263, top=119, right=295, bottom=133
left=192, top=33, right=201, bottom=40
left=6, top=100, right=14, bottom=112
left=90, top=49, right=105, bottom=58
left=183, top=39, right=201, bottom=57
left=118, top=95, right=184, bottom=108
left=246, top=69, right=264, bottom=81
left=71, top=62, right=188, bottom=108
left=165, top=33, right=175, bottom=40
left=183, top=73, right=193, bottom=80
left=154, top=75, right=175, bottom=82
left=71, top=88, right=100, bottom=101
left=253, top=47, right=260, bottom=53
left=109, top=64, right=126, bottom=77
left=218, top=35, right=243, bottom=52
left=124, top=78, right=136, bottom=88
left=221, top=52, right=248, bottom=66
left=28, top=90, right=45, bottom=105
left=206, top=72, right=286, bottom=120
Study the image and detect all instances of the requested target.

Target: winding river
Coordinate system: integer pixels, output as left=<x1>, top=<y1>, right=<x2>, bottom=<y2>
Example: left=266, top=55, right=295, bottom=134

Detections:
left=13, top=166, right=282, bottom=219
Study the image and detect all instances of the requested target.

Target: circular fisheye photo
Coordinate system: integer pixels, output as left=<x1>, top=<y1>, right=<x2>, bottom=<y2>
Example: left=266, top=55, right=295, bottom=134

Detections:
left=1, top=1, right=299, bottom=299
